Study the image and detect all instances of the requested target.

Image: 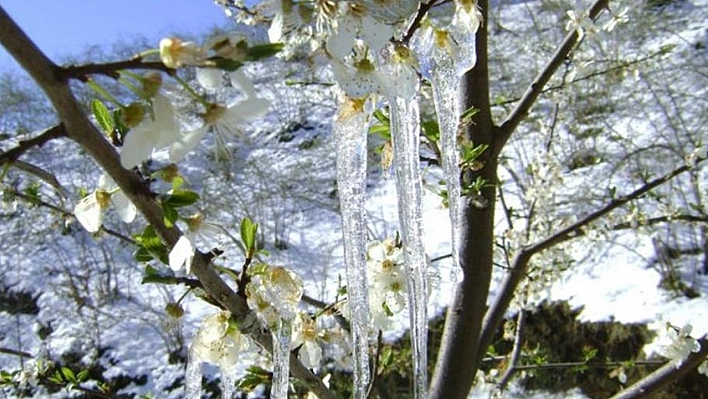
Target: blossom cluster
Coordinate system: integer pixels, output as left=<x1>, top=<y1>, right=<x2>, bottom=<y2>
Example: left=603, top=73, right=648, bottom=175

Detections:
left=661, top=323, right=701, bottom=367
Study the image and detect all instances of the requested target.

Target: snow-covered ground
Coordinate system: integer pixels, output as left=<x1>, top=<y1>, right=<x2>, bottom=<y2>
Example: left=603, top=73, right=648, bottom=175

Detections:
left=1, top=0, right=708, bottom=397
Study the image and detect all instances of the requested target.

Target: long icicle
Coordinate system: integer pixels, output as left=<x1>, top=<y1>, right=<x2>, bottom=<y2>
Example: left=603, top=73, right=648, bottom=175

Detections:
left=271, top=318, right=293, bottom=398
left=389, top=91, right=428, bottom=398
left=430, top=61, right=464, bottom=283
left=334, top=97, right=371, bottom=399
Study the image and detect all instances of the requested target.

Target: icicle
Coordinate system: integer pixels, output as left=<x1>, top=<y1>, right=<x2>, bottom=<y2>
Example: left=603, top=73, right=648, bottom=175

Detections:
left=430, top=62, right=464, bottom=283
left=220, top=366, right=238, bottom=399
left=271, top=318, right=293, bottom=399
left=412, top=9, right=479, bottom=282
left=185, top=348, right=203, bottom=399
left=334, top=97, right=371, bottom=399
left=389, top=90, right=429, bottom=398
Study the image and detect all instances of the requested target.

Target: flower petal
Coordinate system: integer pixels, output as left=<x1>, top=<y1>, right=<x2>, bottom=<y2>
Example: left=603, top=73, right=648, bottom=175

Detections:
left=196, top=68, right=224, bottom=90
left=112, top=192, right=137, bottom=223
left=121, top=124, right=157, bottom=168
left=74, top=194, right=102, bottom=233
left=169, top=235, right=194, bottom=273
left=168, top=126, right=209, bottom=162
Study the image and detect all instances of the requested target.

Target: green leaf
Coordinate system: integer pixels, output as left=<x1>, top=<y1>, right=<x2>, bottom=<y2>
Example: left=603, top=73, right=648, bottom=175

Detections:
left=211, top=57, right=244, bottom=72
left=76, top=369, right=89, bottom=382
left=91, top=99, right=114, bottom=135
left=162, top=203, right=179, bottom=228
left=141, top=265, right=178, bottom=285
left=240, top=217, right=258, bottom=258
left=61, top=367, right=76, bottom=383
left=163, top=190, right=200, bottom=208
left=246, top=43, right=284, bottom=60
left=422, top=120, right=440, bottom=142
left=133, top=226, right=169, bottom=264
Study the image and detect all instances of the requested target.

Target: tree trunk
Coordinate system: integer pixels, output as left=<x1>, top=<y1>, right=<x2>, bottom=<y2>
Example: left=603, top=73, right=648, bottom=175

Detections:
left=429, top=1, right=497, bottom=396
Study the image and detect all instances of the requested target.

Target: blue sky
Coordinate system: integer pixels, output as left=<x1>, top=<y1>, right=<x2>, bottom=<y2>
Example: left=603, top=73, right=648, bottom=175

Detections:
left=0, top=0, right=229, bottom=71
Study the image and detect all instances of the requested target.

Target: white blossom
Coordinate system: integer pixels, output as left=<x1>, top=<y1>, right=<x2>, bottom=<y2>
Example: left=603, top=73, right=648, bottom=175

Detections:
left=168, top=97, right=269, bottom=162
left=159, top=37, right=206, bottom=68
left=662, top=323, right=701, bottom=366
left=246, top=265, right=304, bottom=326
left=168, top=213, right=221, bottom=273
left=74, top=174, right=136, bottom=233
left=326, top=5, right=394, bottom=59
left=191, top=311, right=251, bottom=369
left=120, top=94, right=181, bottom=168
left=292, top=313, right=324, bottom=368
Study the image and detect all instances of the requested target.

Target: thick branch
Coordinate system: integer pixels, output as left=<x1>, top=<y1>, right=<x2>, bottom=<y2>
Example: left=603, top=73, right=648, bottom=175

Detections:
left=609, top=337, right=708, bottom=399
left=479, top=159, right=705, bottom=357
left=0, top=7, right=334, bottom=399
left=496, top=0, right=610, bottom=152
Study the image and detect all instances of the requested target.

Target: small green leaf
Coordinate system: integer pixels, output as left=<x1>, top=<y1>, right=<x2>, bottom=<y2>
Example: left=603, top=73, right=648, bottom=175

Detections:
left=211, top=57, right=244, bottom=72
left=91, top=99, right=114, bottom=135
left=162, top=203, right=179, bottom=228
left=141, top=265, right=178, bottom=285
left=133, top=226, right=169, bottom=264
left=163, top=190, right=200, bottom=208
left=422, top=120, right=440, bottom=142
left=240, top=217, right=258, bottom=257
left=61, top=367, right=76, bottom=383
left=246, top=43, right=284, bottom=60
left=76, top=369, right=89, bottom=382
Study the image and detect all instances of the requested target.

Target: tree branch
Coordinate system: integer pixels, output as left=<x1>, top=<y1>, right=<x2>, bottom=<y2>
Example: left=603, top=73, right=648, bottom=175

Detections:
left=609, top=337, right=708, bottom=399
left=0, top=7, right=335, bottom=399
left=0, top=124, right=66, bottom=164
left=496, top=0, right=610, bottom=152
left=61, top=60, right=173, bottom=81
left=479, top=158, right=706, bottom=361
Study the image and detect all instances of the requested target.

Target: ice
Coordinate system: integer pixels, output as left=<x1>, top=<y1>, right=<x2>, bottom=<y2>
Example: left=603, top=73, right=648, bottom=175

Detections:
left=431, top=58, right=464, bottom=283
left=185, top=349, right=202, bottom=399
left=334, top=99, right=371, bottom=399
left=220, top=365, right=238, bottom=399
left=389, top=93, right=429, bottom=399
left=271, top=318, right=293, bottom=399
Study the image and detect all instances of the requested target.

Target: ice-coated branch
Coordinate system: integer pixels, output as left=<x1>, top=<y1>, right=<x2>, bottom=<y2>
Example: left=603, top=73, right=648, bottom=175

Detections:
left=496, top=0, right=611, bottom=152
left=0, top=7, right=335, bottom=399
left=479, top=158, right=707, bottom=358
left=609, top=337, right=708, bottom=399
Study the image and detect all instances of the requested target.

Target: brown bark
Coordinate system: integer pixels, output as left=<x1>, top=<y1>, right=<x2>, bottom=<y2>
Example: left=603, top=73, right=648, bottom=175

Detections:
left=429, top=0, right=498, bottom=396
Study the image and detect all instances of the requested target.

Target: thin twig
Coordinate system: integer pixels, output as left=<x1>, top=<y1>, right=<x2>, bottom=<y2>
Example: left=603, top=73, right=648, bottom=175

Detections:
left=400, top=0, right=442, bottom=44
left=62, top=60, right=173, bottom=81
left=497, top=0, right=611, bottom=152
left=498, top=310, right=525, bottom=390
left=480, top=157, right=706, bottom=360
left=0, top=347, right=33, bottom=358
left=609, top=337, right=708, bottom=399
left=0, top=124, right=66, bottom=164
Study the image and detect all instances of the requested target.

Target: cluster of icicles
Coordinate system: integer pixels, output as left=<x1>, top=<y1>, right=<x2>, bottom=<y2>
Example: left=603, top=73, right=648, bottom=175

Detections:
left=184, top=5, right=479, bottom=399
left=335, top=17, right=479, bottom=399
